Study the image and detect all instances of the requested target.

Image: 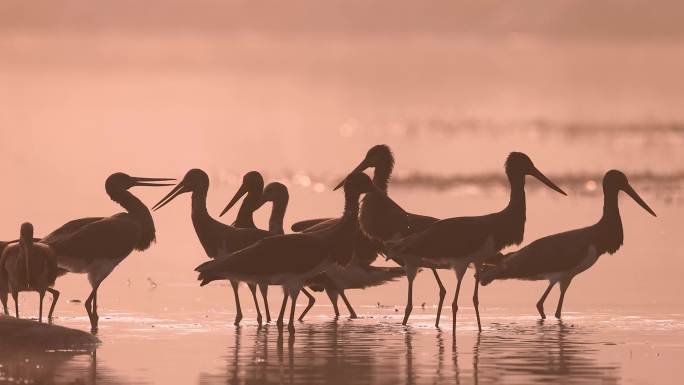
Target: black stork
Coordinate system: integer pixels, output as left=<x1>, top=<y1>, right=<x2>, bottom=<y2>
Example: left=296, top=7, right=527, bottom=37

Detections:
left=479, top=170, right=656, bottom=319
left=313, top=145, right=446, bottom=325
left=384, top=152, right=566, bottom=331
left=219, top=171, right=272, bottom=324
left=291, top=145, right=440, bottom=321
left=41, top=173, right=174, bottom=331
left=1, top=223, right=60, bottom=322
left=151, top=169, right=272, bottom=326
left=247, top=181, right=327, bottom=323
left=195, top=172, right=377, bottom=334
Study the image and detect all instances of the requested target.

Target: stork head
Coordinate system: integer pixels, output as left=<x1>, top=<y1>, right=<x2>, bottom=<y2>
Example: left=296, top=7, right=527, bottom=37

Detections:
left=219, top=171, right=265, bottom=217
left=505, top=152, right=566, bottom=196
left=604, top=170, right=656, bottom=217
left=152, top=169, right=209, bottom=211
left=334, top=144, right=394, bottom=190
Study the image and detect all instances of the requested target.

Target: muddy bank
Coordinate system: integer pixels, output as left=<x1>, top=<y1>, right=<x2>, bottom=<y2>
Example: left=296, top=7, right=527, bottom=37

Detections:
left=0, top=316, right=98, bottom=350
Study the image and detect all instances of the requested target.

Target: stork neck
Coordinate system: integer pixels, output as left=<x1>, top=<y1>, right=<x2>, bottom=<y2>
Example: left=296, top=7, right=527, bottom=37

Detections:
left=110, top=189, right=152, bottom=220
left=268, top=200, right=287, bottom=235
left=506, top=173, right=527, bottom=215
left=342, top=192, right=361, bottom=221
left=372, top=160, right=394, bottom=193
left=109, top=189, right=156, bottom=250
left=600, top=188, right=622, bottom=225
left=233, top=194, right=258, bottom=228
left=190, top=187, right=211, bottom=222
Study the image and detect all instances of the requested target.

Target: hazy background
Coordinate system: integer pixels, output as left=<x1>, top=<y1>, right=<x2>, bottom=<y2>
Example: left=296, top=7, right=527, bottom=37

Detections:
left=1, top=0, right=683, bottom=312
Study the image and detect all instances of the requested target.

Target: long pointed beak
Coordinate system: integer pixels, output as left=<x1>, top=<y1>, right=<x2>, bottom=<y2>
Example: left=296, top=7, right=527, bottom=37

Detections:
left=530, top=167, right=567, bottom=196
left=220, top=184, right=248, bottom=217
left=624, top=183, right=657, bottom=217
left=152, top=181, right=188, bottom=211
left=333, top=159, right=369, bottom=191
left=133, top=176, right=176, bottom=187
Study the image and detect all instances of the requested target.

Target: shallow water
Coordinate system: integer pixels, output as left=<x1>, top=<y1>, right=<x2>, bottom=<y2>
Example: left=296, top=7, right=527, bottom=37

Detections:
left=2, top=304, right=683, bottom=385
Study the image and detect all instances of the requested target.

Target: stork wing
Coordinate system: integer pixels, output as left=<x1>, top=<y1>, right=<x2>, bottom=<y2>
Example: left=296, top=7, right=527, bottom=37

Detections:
left=45, top=215, right=142, bottom=264
left=500, top=227, right=596, bottom=278
left=41, top=217, right=105, bottom=245
left=405, top=212, right=439, bottom=234
left=199, top=233, right=329, bottom=277
left=397, top=215, right=496, bottom=259
left=291, top=218, right=335, bottom=232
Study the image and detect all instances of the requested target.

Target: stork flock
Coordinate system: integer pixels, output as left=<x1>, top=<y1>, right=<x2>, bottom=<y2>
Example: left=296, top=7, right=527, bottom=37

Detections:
left=0, top=145, right=656, bottom=334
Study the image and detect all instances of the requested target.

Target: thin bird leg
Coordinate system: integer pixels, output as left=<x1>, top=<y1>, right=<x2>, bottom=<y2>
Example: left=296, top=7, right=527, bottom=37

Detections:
left=1, top=290, right=8, bottom=315
left=230, top=280, right=243, bottom=326
left=472, top=263, right=483, bottom=332
left=298, top=288, right=315, bottom=321
left=259, top=283, right=271, bottom=323
left=47, top=288, right=60, bottom=321
left=555, top=278, right=572, bottom=319
left=85, top=272, right=107, bottom=332
left=277, top=290, right=289, bottom=328
left=325, top=288, right=340, bottom=317
left=288, top=288, right=301, bottom=334
left=339, top=290, right=358, bottom=319
left=432, top=268, right=447, bottom=328
left=38, top=291, right=45, bottom=323
left=248, top=283, right=263, bottom=326
left=12, top=291, right=19, bottom=318
left=451, top=267, right=467, bottom=332
left=536, top=281, right=556, bottom=319
left=402, top=261, right=418, bottom=326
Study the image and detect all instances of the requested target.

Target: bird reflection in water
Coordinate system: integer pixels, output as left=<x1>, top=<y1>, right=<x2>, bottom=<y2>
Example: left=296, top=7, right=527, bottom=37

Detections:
left=197, top=318, right=620, bottom=385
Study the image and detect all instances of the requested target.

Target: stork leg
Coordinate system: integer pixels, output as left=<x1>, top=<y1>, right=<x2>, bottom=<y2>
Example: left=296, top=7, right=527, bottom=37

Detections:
left=1, top=290, right=8, bottom=315
left=248, top=283, right=263, bottom=326
left=402, top=261, right=418, bottom=326
left=259, top=283, right=271, bottom=323
left=230, top=280, right=243, bottom=326
left=47, top=287, right=60, bottom=322
left=326, top=288, right=340, bottom=317
left=298, top=288, right=315, bottom=321
left=277, top=290, right=289, bottom=329
left=12, top=291, right=19, bottom=318
left=38, top=290, right=45, bottom=323
left=472, top=263, right=483, bottom=332
left=288, top=287, right=301, bottom=334
left=432, top=268, right=447, bottom=328
left=555, top=278, right=572, bottom=319
left=451, top=265, right=467, bottom=332
left=85, top=269, right=113, bottom=332
left=536, top=281, right=556, bottom=319
left=339, top=290, right=358, bottom=319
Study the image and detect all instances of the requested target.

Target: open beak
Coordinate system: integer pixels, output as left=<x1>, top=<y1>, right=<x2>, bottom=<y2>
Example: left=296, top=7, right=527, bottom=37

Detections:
left=333, top=159, right=370, bottom=191
left=152, top=181, right=190, bottom=211
left=624, top=183, right=657, bottom=217
left=132, top=177, right=176, bottom=187
left=219, top=183, right=248, bottom=217
left=530, top=167, right=567, bottom=196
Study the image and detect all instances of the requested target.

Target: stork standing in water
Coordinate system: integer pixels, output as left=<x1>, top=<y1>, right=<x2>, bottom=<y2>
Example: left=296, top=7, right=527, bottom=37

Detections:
left=479, top=170, right=656, bottom=319
left=383, top=152, right=566, bottom=330
left=41, top=173, right=174, bottom=331
left=292, top=145, right=438, bottom=322
left=247, top=181, right=325, bottom=321
left=1, top=223, right=60, bottom=322
left=195, top=172, right=379, bottom=334
left=152, top=169, right=273, bottom=326
left=219, top=171, right=273, bottom=324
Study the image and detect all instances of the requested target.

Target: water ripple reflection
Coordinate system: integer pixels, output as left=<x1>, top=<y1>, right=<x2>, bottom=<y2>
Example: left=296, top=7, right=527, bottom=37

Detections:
left=198, top=319, right=620, bottom=385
